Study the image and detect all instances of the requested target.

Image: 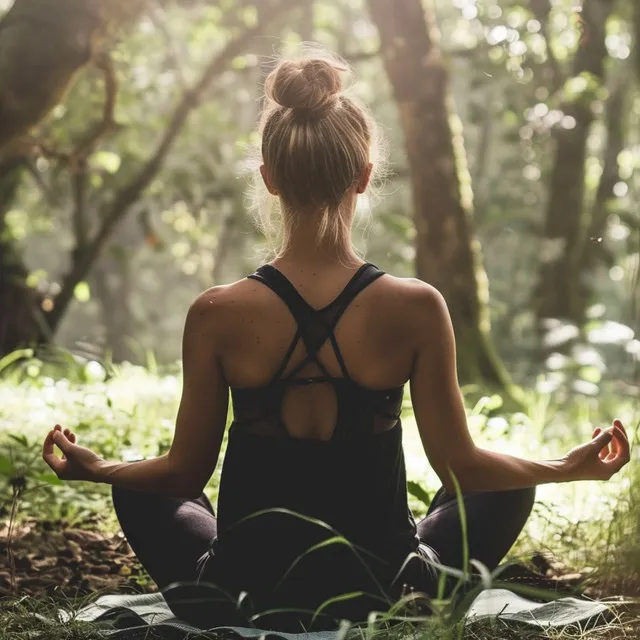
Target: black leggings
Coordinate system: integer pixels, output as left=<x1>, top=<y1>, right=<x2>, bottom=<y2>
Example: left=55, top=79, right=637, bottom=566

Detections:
left=112, top=485, right=535, bottom=619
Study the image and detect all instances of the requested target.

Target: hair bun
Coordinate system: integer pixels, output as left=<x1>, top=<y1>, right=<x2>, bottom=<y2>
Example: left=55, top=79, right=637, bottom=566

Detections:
left=267, top=58, right=344, bottom=116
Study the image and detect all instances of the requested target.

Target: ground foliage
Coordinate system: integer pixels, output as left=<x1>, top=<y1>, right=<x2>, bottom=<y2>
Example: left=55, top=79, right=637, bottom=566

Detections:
left=0, top=363, right=638, bottom=638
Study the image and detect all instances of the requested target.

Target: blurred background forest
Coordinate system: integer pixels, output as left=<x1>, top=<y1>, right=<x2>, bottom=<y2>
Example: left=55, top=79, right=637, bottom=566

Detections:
left=0, top=0, right=637, bottom=385
left=0, top=0, right=639, bottom=619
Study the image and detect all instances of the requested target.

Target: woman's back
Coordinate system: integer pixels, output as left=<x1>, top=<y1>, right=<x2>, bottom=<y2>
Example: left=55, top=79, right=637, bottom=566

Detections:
left=212, top=261, right=422, bottom=439
left=207, top=261, right=429, bottom=628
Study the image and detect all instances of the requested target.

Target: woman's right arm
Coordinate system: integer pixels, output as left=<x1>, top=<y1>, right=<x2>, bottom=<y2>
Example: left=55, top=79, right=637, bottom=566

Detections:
left=408, top=283, right=630, bottom=493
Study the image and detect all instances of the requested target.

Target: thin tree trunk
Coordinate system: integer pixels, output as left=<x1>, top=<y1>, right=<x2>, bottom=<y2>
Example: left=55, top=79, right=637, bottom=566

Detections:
left=92, top=248, right=137, bottom=363
left=212, top=211, right=238, bottom=285
left=0, top=160, right=49, bottom=355
left=528, top=0, right=564, bottom=92
left=574, top=78, right=629, bottom=322
left=298, top=0, right=314, bottom=42
left=634, top=1, right=640, bottom=82
left=532, top=0, right=615, bottom=334
left=367, top=0, right=512, bottom=389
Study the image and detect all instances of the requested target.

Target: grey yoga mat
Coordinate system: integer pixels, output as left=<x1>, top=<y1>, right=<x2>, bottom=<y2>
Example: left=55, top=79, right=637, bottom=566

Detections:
left=54, top=588, right=610, bottom=639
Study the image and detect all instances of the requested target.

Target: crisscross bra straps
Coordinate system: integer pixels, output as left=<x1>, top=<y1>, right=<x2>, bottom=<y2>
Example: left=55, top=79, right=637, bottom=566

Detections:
left=248, top=263, right=384, bottom=384
left=230, top=263, right=405, bottom=439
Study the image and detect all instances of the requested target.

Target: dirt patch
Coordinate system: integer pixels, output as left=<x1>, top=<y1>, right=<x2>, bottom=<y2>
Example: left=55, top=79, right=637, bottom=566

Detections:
left=1, top=519, right=154, bottom=599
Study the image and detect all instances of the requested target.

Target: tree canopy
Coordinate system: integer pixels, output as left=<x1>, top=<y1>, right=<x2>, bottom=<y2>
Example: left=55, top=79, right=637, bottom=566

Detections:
left=0, top=0, right=637, bottom=397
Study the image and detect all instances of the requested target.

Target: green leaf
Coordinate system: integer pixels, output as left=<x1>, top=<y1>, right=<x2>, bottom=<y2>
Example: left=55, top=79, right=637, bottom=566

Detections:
left=407, top=481, right=431, bottom=508
left=8, top=434, right=29, bottom=447
left=241, top=6, right=258, bottom=28
left=36, top=473, right=64, bottom=486
left=27, top=363, right=40, bottom=378
left=580, top=366, right=602, bottom=384
left=92, top=151, right=122, bottom=174
left=312, top=591, right=373, bottom=627
left=74, top=282, right=91, bottom=303
left=231, top=55, right=249, bottom=70
left=0, top=455, right=14, bottom=475
left=0, top=349, right=34, bottom=375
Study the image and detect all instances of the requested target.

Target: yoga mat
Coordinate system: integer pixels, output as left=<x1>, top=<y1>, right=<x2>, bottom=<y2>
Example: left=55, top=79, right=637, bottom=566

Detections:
left=48, top=587, right=611, bottom=639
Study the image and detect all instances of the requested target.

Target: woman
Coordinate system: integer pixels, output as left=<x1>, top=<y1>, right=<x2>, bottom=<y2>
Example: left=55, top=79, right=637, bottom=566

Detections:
left=43, top=51, right=630, bottom=632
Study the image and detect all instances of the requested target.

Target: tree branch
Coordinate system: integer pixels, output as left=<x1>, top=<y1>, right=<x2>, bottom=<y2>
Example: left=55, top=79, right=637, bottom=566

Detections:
left=46, top=0, right=300, bottom=331
left=0, top=0, right=148, bottom=154
left=72, top=52, right=120, bottom=164
left=65, top=52, right=119, bottom=262
left=71, top=166, right=89, bottom=256
left=32, top=52, right=120, bottom=167
left=22, top=160, right=53, bottom=203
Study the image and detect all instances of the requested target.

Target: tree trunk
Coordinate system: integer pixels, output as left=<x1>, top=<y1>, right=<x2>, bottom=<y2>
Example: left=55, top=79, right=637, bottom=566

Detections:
left=634, top=1, right=640, bottom=82
left=532, top=0, right=614, bottom=335
left=212, top=211, right=238, bottom=285
left=0, top=0, right=147, bottom=154
left=92, top=246, right=137, bottom=363
left=0, top=159, right=49, bottom=356
left=298, top=0, right=314, bottom=42
left=367, top=0, right=512, bottom=389
left=574, top=78, right=629, bottom=323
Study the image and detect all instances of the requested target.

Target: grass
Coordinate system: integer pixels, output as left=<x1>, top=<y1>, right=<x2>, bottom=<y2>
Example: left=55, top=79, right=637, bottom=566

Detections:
left=1, top=595, right=639, bottom=640
left=0, top=357, right=639, bottom=639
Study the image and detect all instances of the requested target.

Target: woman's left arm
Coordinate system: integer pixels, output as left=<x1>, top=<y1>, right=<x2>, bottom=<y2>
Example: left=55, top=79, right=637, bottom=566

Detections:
left=43, top=290, right=230, bottom=499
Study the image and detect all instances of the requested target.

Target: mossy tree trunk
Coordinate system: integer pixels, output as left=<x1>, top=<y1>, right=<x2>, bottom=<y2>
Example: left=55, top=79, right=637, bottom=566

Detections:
left=367, top=0, right=512, bottom=390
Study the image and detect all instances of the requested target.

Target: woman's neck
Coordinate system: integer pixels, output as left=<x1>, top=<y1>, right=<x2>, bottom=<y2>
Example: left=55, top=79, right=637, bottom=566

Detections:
left=277, top=228, right=361, bottom=269
left=275, top=206, right=362, bottom=269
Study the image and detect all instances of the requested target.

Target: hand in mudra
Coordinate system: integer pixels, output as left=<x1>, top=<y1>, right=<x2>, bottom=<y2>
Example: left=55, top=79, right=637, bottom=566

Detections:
left=562, top=419, right=630, bottom=482
left=42, top=425, right=104, bottom=482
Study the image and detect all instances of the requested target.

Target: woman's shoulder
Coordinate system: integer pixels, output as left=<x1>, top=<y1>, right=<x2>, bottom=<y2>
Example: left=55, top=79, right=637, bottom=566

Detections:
left=374, top=272, right=444, bottom=308
left=189, top=277, right=270, bottom=317
left=371, top=273, right=450, bottom=341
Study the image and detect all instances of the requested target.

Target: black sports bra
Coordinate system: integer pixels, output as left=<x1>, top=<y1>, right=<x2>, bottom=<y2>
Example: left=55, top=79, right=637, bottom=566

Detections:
left=229, top=263, right=404, bottom=441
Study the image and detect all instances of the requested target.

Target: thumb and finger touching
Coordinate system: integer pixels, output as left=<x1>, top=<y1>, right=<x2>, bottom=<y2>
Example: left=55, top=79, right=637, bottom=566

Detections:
left=591, top=428, right=613, bottom=453
left=43, top=430, right=66, bottom=475
left=592, top=428, right=609, bottom=460
left=52, top=429, right=75, bottom=455
left=595, top=421, right=631, bottom=473
left=43, top=427, right=77, bottom=477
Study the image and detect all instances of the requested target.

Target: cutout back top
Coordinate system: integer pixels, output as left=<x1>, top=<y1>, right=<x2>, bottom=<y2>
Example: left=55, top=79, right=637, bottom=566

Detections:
left=230, top=262, right=404, bottom=440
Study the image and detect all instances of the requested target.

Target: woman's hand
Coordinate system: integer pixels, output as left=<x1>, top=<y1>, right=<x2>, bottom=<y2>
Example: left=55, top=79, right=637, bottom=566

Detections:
left=42, top=425, right=105, bottom=482
left=562, top=419, right=630, bottom=482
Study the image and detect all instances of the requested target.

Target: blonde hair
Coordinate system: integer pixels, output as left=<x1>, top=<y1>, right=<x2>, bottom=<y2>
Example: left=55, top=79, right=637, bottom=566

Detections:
left=248, top=46, right=385, bottom=263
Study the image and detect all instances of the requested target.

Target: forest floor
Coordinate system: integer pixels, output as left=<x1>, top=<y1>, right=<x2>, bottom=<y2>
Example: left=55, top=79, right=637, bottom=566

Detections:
left=0, top=517, right=149, bottom=599
left=1, top=370, right=638, bottom=638
left=2, top=517, right=640, bottom=640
